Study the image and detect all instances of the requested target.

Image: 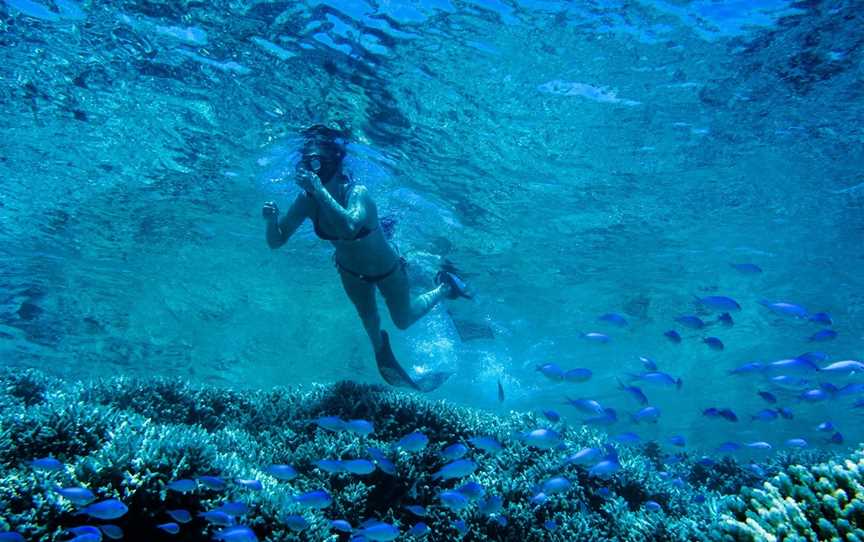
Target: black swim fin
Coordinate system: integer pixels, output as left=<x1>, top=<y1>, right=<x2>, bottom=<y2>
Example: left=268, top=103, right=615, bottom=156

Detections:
left=375, top=330, right=420, bottom=390
left=435, top=270, right=473, bottom=300
left=375, top=331, right=452, bottom=392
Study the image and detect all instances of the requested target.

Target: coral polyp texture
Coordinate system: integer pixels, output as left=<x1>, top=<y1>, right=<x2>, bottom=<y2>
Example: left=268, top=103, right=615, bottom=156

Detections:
left=716, top=449, right=864, bottom=541
left=0, top=368, right=860, bottom=541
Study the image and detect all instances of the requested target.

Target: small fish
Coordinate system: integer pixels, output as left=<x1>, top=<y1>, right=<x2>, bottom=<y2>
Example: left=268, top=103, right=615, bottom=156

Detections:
left=703, top=337, right=724, bottom=351
left=703, top=408, right=738, bottom=422
left=284, top=515, right=308, bottom=531
left=157, top=522, right=180, bottom=535
left=330, top=520, right=353, bottom=533
left=675, top=315, right=705, bottom=329
left=77, top=499, right=128, bottom=520
left=213, top=526, right=258, bottom=542
left=564, top=368, right=592, bottom=382
left=407, top=522, right=430, bottom=536
left=396, top=431, right=429, bottom=452
left=799, top=389, right=830, bottom=402
left=855, top=398, right=864, bottom=408
left=166, top=479, right=197, bottom=493
left=747, top=463, right=766, bottom=477
left=439, top=490, right=470, bottom=511
left=478, top=495, right=503, bottom=515
left=809, top=329, right=837, bottom=342
left=403, top=505, right=427, bottom=517
left=541, top=476, right=571, bottom=494
left=235, top=479, right=262, bottom=491
left=663, top=330, right=682, bottom=343
left=536, top=363, right=565, bottom=381
left=767, top=358, right=819, bottom=374
left=497, top=379, right=505, bottom=402
left=469, top=436, right=503, bottom=453
left=342, top=459, right=376, bottom=475
left=494, top=516, right=508, bottom=527
left=0, top=534, right=24, bottom=542
left=692, top=493, right=707, bottom=504
left=167, top=509, right=192, bottom=523
left=786, top=438, right=808, bottom=448
left=315, top=459, right=345, bottom=473
left=716, top=442, right=740, bottom=453
left=544, top=519, right=558, bottom=531
left=730, top=362, right=765, bottom=375
left=53, top=486, right=96, bottom=506
left=757, top=390, right=777, bottom=403
left=828, top=432, right=844, bottom=445
left=266, top=464, right=298, bottom=481
left=199, top=511, right=235, bottom=526
left=598, top=313, right=628, bottom=326
left=198, top=476, right=227, bottom=491
left=760, top=300, right=808, bottom=318
left=583, top=407, right=618, bottom=426
left=618, top=382, right=649, bottom=407
left=564, top=397, right=604, bottom=415
left=808, top=312, right=832, bottom=325
left=597, top=487, right=612, bottom=498
left=30, top=457, right=63, bottom=471
left=668, top=435, right=685, bottom=447
left=588, top=448, right=620, bottom=477
left=698, top=296, right=741, bottom=311
left=730, top=263, right=762, bottom=274
left=639, top=356, right=658, bottom=371
left=432, top=459, right=477, bottom=480
left=821, top=360, right=864, bottom=374
left=777, top=407, right=794, bottom=419
left=66, top=526, right=101, bottom=539
left=440, top=443, right=468, bottom=460
left=315, top=416, right=346, bottom=432
left=294, top=490, right=332, bottom=509
left=541, top=409, right=560, bottom=422
left=632, top=406, right=660, bottom=423
left=565, top=447, right=601, bottom=464
left=452, top=519, right=468, bottom=535
left=817, top=421, right=834, bottom=432
left=614, top=432, right=640, bottom=444
left=718, top=312, right=734, bottom=326
left=582, top=332, right=611, bottom=343
left=752, top=409, right=779, bottom=422
left=216, top=501, right=249, bottom=516
left=457, top=481, right=485, bottom=499
left=522, top=428, right=561, bottom=449
left=345, top=419, right=375, bottom=436
left=645, top=500, right=662, bottom=512
left=745, top=442, right=772, bottom=450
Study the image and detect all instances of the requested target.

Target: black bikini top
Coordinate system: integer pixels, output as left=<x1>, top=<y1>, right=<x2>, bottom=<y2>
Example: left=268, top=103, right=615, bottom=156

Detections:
left=311, top=180, right=376, bottom=242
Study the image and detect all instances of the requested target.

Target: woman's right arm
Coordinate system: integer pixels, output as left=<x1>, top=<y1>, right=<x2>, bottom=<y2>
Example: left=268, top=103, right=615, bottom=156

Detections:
left=263, top=193, right=309, bottom=249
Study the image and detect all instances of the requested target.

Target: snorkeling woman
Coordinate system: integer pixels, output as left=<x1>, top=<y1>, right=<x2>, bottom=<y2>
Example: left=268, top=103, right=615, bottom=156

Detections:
left=262, top=125, right=471, bottom=391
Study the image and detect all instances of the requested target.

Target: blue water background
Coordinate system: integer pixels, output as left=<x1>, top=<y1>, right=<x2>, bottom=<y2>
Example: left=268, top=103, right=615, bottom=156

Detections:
left=1, top=0, right=863, bottom=457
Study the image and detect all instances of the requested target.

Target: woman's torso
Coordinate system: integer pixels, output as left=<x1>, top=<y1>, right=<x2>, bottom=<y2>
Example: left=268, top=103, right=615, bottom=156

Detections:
left=309, top=179, right=398, bottom=275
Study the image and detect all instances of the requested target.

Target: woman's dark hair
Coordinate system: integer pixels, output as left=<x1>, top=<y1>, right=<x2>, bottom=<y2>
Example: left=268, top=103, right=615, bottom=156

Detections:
left=301, top=124, right=348, bottom=162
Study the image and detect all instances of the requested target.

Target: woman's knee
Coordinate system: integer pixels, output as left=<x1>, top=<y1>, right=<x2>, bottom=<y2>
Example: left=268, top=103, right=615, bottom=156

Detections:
left=391, top=312, right=413, bottom=330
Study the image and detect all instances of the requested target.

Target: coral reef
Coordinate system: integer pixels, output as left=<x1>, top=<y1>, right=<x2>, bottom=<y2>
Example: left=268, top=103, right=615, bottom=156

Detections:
left=714, top=447, right=864, bottom=541
left=0, top=369, right=856, bottom=541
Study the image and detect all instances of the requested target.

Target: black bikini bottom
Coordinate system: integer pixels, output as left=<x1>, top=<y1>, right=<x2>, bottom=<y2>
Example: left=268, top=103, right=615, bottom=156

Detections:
left=336, top=256, right=407, bottom=284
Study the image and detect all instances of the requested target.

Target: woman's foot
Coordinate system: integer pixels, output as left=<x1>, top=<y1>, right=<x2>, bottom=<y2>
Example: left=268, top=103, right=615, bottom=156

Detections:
left=435, top=270, right=473, bottom=299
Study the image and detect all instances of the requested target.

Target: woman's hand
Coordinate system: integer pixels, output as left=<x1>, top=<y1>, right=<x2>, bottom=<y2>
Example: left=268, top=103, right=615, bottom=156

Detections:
left=262, top=201, right=279, bottom=221
left=295, top=169, right=324, bottom=195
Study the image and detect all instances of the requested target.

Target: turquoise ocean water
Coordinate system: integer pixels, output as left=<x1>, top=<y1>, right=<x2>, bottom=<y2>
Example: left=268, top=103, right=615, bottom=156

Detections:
left=1, top=0, right=863, bottom=539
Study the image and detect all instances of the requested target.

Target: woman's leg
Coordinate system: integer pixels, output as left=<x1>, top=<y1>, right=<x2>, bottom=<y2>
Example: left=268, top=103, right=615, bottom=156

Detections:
left=338, top=269, right=384, bottom=352
left=377, top=262, right=448, bottom=331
